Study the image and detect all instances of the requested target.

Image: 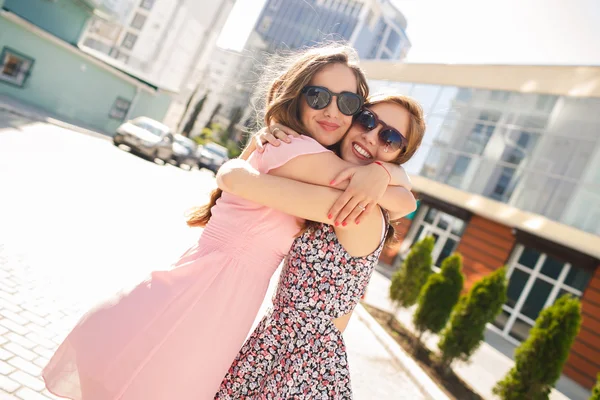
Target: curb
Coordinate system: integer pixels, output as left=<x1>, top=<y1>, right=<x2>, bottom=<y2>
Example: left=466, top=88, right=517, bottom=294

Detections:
left=0, top=103, right=111, bottom=142
left=354, top=304, right=450, bottom=400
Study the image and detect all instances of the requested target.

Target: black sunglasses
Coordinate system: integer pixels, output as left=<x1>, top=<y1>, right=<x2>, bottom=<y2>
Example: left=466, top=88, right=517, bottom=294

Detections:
left=301, top=85, right=363, bottom=116
left=354, top=108, right=408, bottom=153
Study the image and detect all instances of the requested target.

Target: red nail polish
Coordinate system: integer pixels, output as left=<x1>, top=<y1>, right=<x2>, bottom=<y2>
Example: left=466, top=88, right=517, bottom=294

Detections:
left=329, top=180, right=335, bottom=185
left=356, top=220, right=360, bottom=225
left=342, top=221, right=347, bottom=227
left=335, top=222, right=339, bottom=227
left=327, top=214, right=332, bottom=219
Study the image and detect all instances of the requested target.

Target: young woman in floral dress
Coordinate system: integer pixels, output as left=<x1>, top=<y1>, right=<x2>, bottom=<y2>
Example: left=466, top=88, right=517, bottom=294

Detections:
left=215, top=94, right=426, bottom=399
left=42, top=45, right=415, bottom=400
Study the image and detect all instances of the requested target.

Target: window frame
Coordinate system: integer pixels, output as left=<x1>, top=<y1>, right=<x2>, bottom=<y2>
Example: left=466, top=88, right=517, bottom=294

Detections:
left=109, top=97, right=132, bottom=121
left=0, top=47, right=35, bottom=88
left=493, top=244, right=589, bottom=345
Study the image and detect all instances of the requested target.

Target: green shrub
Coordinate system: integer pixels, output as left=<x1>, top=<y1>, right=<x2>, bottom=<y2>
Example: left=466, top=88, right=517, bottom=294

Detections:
left=590, top=374, right=600, bottom=400
left=389, top=236, right=435, bottom=311
left=493, top=295, right=582, bottom=400
left=413, top=253, right=464, bottom=338
left=438, top=267, right=507, bottom=367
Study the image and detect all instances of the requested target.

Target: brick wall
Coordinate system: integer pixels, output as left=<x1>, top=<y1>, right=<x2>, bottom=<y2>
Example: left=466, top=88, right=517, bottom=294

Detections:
left=564, top=266, right=600, bottom=389
left=455, top=215, right=515, bottom=291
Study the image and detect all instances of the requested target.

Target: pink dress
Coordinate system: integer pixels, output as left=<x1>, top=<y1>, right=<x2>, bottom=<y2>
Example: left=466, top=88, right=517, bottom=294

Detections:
left=43, top=136, right=331, bottom=400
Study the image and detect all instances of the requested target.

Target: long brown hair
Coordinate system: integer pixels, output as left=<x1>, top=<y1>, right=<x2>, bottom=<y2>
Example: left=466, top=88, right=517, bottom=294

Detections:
left=363, top=94, right=426, bottom=246
left=186, top=44, right=369, bottom=227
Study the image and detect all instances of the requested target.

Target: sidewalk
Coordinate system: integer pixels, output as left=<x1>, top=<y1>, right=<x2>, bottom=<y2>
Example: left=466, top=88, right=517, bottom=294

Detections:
left=0, top=94, right=111, bottom=141
left=362, top=266, right=592, bottom=400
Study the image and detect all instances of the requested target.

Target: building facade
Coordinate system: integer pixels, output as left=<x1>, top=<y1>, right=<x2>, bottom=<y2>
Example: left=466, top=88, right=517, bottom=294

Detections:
left=255, top=0, right=410, bottom=60
left=365, top=62, right=600, bottom=391
left=79, top=0, right=234, bottom=92
left=0, top=0, right=174, bottom=134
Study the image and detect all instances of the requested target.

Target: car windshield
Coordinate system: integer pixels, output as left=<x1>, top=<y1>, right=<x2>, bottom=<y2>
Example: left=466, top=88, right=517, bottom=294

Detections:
left=134, top=121, right=167, bottom=136
left=205, top=144, right=228, bottom=158
left=175, top=137, right=196, bottom=151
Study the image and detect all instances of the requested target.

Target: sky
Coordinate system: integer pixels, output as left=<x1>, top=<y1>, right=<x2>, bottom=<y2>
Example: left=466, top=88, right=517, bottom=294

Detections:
left=216, top=0, right=600, bottom=65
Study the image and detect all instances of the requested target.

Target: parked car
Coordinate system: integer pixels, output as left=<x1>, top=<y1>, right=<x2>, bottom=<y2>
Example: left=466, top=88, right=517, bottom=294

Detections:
left=170, top=134, right=199, bottom=169
left=113, top=117, right=174, bottom=163
left=197, top=142, right=229, bottom=173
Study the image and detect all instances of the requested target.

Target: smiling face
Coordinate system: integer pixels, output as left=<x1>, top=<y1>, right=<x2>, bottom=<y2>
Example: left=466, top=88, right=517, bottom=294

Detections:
left=340, top=102, right=411, bottom=165
left=300, top=63, right=358, bottom=147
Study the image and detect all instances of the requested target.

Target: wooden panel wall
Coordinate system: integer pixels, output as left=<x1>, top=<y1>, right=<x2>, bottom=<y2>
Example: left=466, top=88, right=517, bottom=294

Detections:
left=564, top=266, right=600, bottom=389
left=455, top=215, right=515, bottom=291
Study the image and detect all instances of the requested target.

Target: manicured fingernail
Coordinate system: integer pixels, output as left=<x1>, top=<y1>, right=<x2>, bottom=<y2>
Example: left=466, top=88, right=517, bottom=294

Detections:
left=335, top=221, right=339, bottom=226
left=327, top=214, right=332, bottom=219
left=330, top=180, right=335, bottom=185
left=342, top=221, right=347, bottom=227
left=356, top=220, right=361, bottom=225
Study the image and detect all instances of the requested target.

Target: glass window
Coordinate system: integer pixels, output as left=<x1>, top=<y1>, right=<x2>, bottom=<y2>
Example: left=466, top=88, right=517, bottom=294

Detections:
left=494, top=309, right=511, bottom=330
left=109, top=97, right=131, bottom=121
left=520, top=279, right=553, bottom=320
left=406, top=206, right=466, bottom=269
left=498, top=245, right=592, bottom=344
left=490, top=90, right=510, bottom=102
left=509, top=317, right=532, bottom=342
left=561, top=187, right=600, bottom=235
left=540, top=255, right=564, bottom=280
left=446, top=155, right=471, bottom=188
left=411, top=84, right=441, bottom=114
left=139, top=0, right=155, bottom=10
left=130, top=13, right=147, bottom=30
left=518, top=247, right=541, bottom=269
left=121, top=32, right=138, bottom=50
left=535, top=94, right=558, bottom=112
left=506, top=268, right=529, bottom=308
left=563, top=267, right=592, bottom=292
left=0, top=47, right=34, bottom=88
left=385, top=29, right=401, bottom=51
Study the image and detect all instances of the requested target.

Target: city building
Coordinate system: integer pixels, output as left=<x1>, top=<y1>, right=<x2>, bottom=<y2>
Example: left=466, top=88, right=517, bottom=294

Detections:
left=79, top=0, right=234, bottom=92
left=364, top=61, right=600, bottom=392
left=0, top=0, right=175, bottom=134
left=196, top=0, right=411, bottom=139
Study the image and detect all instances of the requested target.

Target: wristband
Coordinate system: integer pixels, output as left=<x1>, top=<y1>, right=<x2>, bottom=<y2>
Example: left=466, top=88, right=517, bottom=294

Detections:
left=374, top=161, right=392, bottom=183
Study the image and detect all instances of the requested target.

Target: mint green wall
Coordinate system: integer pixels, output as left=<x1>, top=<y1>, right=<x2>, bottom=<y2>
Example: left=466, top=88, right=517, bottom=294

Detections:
left=4, top=0, right=91, bottom=44
left=130, top=91, right=173, bottom=122
left=0, top=17, right=173, bottom=134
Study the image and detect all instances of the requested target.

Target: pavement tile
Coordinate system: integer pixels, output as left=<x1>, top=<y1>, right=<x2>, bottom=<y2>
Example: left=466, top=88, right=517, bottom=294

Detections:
left=7, top=358, right=41, bottom=377
left=0, top=360, right=15, bottom=375
left=1, top=345, right=35, bottom=362
left=0, top=349, right=14, bottom=362
left=9, top=372, right=44, bottom=392
left=4, top=335, right=35, bottom=351
left=15, top=387, right=50, bottom=400
left=0, top=320, right=28, bottom=336
left=0, top=375, right=20, bottom=393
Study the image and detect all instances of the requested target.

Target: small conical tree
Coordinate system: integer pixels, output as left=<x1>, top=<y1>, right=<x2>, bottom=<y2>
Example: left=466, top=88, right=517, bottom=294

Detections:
left=438, top=267, right=507, bottom=368
left=389, top=236, right=435, bottom=321
left=493, top=295, right=582, bottom=400
left=590, top=374, right=600, bottom=400
left=181, top=93, right=208, bottom=137
left=413, top=253, right=464, bottom=340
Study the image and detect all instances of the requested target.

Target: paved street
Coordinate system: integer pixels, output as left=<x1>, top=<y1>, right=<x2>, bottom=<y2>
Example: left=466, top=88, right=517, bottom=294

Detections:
left=0, top=111, right=424, bottom=399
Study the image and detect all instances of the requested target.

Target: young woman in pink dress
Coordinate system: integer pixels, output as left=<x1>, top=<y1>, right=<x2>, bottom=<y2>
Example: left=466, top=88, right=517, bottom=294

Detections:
left=214, top=94, right=426, bottom=399
left=42, top=46, right=415, bottom=400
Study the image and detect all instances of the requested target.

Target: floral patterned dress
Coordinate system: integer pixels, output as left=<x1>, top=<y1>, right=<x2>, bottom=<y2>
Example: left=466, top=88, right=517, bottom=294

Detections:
left=215, top=215, right=388, bottom=400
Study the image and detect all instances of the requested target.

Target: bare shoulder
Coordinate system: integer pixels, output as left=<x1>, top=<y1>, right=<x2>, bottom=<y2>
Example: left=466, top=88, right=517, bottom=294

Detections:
left=334, top=207, right=386, bottom=258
